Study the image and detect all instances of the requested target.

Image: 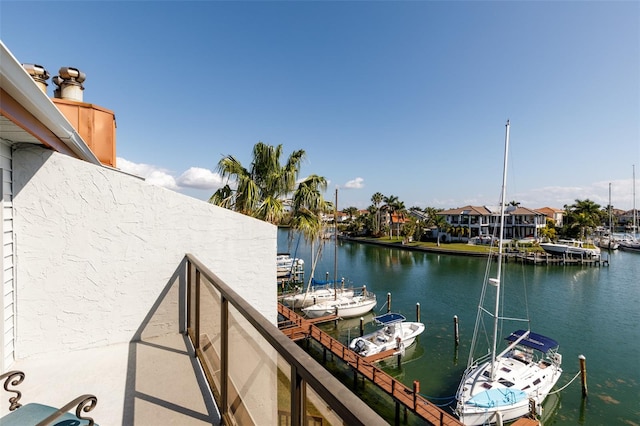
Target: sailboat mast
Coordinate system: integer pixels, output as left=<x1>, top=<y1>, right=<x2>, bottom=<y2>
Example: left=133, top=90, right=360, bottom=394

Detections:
left=490, top=120, right=510, bottom=375
left=334, top=188, right=338, bottom=295
left=633, top=165, right=637, bottom=236
left=608, top=183, right=612, bottom=235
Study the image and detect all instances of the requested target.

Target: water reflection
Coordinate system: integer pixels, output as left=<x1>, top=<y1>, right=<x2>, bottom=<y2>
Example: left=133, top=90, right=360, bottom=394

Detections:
left=278, top=230, right=640, bottom=425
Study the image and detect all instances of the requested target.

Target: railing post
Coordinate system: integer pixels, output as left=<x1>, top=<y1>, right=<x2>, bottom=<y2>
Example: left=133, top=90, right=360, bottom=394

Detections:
left=194, top=269, right=200, bottom=353
left=221, top=295, right=229, bottom=418
left=186, top=259, right=192, bottom=338
left=291, top=365, right=303, bottom=426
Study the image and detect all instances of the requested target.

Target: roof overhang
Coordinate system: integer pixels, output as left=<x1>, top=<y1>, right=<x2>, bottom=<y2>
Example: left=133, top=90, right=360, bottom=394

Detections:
left=0, top=41, right=101, bottom=165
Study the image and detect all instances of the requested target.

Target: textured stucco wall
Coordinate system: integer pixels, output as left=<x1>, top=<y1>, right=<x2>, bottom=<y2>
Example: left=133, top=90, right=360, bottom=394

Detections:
left=12, top=146, right=277, bottom=359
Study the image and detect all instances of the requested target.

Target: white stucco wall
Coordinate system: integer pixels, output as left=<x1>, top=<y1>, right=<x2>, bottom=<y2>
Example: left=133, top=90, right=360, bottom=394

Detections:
left=12, top=145, right=277, bottom=359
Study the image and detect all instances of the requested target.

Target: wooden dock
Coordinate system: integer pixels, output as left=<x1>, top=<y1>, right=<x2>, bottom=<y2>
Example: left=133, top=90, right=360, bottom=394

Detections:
left=504, top=251, right=609, bottom=266
left=278, top=303, right=462, bottom=426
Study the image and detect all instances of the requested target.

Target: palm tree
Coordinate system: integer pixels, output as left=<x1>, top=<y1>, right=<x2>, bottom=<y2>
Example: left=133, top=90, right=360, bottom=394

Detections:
left=342, top=206, right=358, bottom=222
left=383, top=195, right=399, bottom=238
left=210, top=142, right=328, bottom=241
left=563, top=199, right=603, bottom=240
left=431, top=214, right=448, bottom=247
left=371, top=192, right=384, bottom=234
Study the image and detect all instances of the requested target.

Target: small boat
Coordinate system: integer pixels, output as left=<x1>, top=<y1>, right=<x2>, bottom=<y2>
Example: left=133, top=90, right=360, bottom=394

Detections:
left=455, top=121, right=562, bottom=425
left=277, top=253, right=303, bottom=278
left=618, top=239, right=640, bottom=253
left=281, top=278, right=355, bottom=308
left=539, top=239, right=600, bottom=257
left=349, top=312, right=425, bottom=358
left=302, top=290, right=377, bottom=319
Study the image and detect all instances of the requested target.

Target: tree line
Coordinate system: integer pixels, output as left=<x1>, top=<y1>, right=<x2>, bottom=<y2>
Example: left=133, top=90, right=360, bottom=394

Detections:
left=209, top=142, right=618, bottom=243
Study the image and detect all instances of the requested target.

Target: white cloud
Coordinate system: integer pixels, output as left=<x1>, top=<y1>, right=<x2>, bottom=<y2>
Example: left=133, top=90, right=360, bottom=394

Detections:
left=177, top=167, right=224, bottom=190
left=117, top=157, right=178, bottom=190
left=343, top=177, right=364, bottom=189
left=116, top=157, right=223, bottom=193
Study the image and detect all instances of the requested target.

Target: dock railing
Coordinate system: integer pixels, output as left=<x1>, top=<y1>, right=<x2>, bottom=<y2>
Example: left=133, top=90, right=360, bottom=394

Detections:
left=185, top=254, right=384, bottom=426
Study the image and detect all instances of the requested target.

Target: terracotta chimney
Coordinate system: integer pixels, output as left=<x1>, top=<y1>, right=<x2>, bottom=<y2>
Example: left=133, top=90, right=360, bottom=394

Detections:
left=22, top=63, right=50, bottom=93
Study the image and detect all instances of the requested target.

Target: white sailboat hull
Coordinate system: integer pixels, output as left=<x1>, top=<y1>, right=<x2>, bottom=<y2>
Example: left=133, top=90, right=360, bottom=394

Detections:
left=281, top=287, right=354, bottom=308
left=456, top=351, right=562, bottom=425
left=302, top=295, right=376, bottom=319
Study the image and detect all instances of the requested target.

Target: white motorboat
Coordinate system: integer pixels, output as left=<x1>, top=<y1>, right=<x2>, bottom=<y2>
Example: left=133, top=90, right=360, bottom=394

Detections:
left=455, top=121, right=563, bottom=425
left=539, top=239, right=600, bottom=257
left=302, top=291, right=377, bottom=319
left=349, top=312, right=425, bottom=358
left=277, top=253, right=303, bottom=278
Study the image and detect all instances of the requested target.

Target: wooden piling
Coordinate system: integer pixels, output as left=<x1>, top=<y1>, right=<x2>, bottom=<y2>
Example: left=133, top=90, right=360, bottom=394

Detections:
left=359, top=317, right=364, bottom=336
left=416, top=302, right=421, bottom=322
left=454, top=315, right=459, bottom=346
left=387, top=292, right=392, bottom=313
left=579, top=354, right=588, bottom=397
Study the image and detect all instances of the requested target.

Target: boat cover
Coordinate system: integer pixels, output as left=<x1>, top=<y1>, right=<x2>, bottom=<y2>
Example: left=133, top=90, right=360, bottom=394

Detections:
left=506, top=329, right=559, bottom=353
left=310, top=278, right=341, bottom=285
left=374, top=312, right=406, bottom=325
left=467, top=388, right=527, bottom=408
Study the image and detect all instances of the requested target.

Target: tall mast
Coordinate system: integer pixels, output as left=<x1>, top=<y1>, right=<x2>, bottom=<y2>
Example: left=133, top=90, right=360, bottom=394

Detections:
left=633, top=165, right=637, bottom=236
left=334, top=188, right=338, bottom=294
left=609, top=183, right=612, bottom=234
left=490, top=120, right=510, bottom=379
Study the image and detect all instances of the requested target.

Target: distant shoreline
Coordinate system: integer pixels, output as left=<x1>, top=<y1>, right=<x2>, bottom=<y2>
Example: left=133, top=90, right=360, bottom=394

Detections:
left=339, top=235, right=489, bottom=257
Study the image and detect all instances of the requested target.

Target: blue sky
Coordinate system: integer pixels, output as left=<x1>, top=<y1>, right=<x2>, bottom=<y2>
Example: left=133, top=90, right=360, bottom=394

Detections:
left=2, top=1, right=639, bottom=211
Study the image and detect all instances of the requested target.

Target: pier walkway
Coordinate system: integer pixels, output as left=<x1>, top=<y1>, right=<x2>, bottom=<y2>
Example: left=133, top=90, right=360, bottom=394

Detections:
left=278, top=303, right=462, bottom=426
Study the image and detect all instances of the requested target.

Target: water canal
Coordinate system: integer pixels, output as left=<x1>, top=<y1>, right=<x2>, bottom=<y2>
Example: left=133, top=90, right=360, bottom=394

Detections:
left=278, top=229, right=639, bottom=425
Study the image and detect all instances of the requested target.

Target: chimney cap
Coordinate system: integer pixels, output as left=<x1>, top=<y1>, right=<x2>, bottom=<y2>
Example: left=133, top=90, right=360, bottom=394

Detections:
left=57, top=66, right=86, bottom=83
left=22, top=63, right=50, bottom=80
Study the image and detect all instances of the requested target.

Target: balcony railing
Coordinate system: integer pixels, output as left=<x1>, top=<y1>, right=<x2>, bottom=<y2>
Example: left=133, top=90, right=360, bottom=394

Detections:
left=185, top=254, right=384, bottom=426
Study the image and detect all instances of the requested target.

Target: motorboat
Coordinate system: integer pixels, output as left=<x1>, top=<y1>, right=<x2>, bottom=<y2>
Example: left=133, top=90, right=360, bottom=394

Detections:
left=277, top=253, right=303, bottom=278
left=539, top=239, right=600, bottom=257
left=349, top=312, right=425, bottom=358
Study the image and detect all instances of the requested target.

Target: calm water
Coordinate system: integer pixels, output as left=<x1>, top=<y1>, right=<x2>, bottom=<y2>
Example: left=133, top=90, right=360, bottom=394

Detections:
left=278, top=230, right=640, bottom=425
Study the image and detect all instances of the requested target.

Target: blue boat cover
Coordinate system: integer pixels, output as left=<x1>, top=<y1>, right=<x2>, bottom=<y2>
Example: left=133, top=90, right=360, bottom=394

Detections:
left=310, top=278, right=341, bottom=285
left=506, top=329, right=559, bottom=353
left=374, top=312, right=406, bottom=325
left=467, top=388, right=527, bottom=408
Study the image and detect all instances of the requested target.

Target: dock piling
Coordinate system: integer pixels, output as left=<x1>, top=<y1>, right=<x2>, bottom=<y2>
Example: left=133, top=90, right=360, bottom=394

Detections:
left=416, top=302, right=420, bottom=322
left=579, top=354, right=588, bottom=397
left=454, top=315, right=460, bottom=346
left=387, top=292, right=392, bottom=313
left=359, top=317, right=364, bottom=336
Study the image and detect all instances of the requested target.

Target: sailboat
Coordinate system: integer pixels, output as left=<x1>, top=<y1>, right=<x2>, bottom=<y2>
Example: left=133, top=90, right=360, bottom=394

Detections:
left=596, top=183, right=619, bottom=250
left=619, top=165, right=640, bottom=253
left=455, top=121, right=563, bottom=425
left=301, top=188, right=377, bottom=319
left=281, top=235, right=355, bottom=308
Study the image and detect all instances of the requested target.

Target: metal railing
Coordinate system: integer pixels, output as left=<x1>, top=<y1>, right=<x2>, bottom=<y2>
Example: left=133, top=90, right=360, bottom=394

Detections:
left=185, top=254, right=385, bottom=426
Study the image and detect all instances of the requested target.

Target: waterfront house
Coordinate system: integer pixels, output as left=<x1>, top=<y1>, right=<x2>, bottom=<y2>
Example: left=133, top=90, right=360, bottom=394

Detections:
left=0, top=41, right=381, bottom=424
left=537, top=206, right=564, bottom=228
left=439, top=205, right=546, bottom=241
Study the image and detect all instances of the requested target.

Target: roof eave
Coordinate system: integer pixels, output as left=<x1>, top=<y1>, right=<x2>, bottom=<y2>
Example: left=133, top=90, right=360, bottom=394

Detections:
left=0, top=41, right=101, bottom=166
